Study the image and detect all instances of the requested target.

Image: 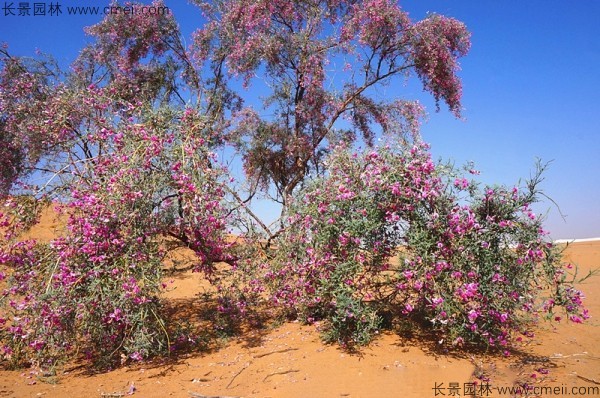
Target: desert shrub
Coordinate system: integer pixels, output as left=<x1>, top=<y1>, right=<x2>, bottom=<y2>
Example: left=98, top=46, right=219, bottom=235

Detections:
left=0, top=1, right=236, bottom=368
left=397, top=161, right=588, bottom=349
left=0, top=102, right=232, bottom=368
left=263, top=141, right=588, bottom=348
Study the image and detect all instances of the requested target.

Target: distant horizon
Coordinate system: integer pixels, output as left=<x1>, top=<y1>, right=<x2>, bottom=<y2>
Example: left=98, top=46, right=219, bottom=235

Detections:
left=554, top=237, right=600, bottom=243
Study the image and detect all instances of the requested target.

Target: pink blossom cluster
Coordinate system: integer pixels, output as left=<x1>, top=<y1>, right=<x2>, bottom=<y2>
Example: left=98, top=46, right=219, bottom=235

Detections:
left=0, top=89, right=232, bottom=366
left=410, top=15, right=471, bottom=116
left=260, top=142, right=588, bottom=348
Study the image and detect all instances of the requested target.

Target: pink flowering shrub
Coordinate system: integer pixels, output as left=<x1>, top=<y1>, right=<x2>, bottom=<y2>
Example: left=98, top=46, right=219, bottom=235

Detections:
left=396, top=162, right=589, bottom=348
left=261, top=142, right=588, bottom=348
left=0, top=99, right=232, bottom=367
left=0, top=39, right=232, bottom=367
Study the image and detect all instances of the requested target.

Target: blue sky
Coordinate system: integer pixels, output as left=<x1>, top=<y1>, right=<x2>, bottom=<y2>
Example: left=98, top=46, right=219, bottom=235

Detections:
left=1, top=1, right=599, bottom=239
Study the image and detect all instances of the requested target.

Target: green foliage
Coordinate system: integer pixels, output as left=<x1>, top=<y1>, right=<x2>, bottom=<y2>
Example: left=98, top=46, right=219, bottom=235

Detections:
left=259, top=143, right=588, bottom=349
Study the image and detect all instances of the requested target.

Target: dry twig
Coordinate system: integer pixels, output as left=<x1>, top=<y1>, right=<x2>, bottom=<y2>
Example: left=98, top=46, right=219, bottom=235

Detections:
left=253, top=347, right=298, bottom=359
left=262, top=369, right=300, bottom=382
left=226, top=361, right=251, bottom=389
left=575, top=374, right=600, bottom=385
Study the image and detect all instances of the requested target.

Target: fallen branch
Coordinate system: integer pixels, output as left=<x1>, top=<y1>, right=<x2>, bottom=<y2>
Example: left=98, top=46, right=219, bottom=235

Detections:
left=263, top=369, right=300, bottom=382
left=253, top=347, right=298, bottom=359
left=575, top=374, right=600, bottom=385
left=226, top=361, right=251, bottom=389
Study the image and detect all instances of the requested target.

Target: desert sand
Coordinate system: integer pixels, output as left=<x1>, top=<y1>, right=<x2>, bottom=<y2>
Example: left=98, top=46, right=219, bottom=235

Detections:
left=0, top=209, right=598, bottom=397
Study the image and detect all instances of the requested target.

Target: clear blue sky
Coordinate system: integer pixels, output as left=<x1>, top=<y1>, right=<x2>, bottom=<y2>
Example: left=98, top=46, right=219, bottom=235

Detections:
left=1, top=1, right=599, bottom=239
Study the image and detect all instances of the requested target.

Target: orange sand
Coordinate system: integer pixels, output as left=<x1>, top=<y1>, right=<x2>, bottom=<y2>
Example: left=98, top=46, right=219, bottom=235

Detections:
left=1, top=209, right=598, bottom=397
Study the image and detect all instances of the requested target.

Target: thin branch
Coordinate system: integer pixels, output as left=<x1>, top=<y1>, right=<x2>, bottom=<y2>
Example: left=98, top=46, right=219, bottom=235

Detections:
left=575, top=374, right=600, bottom=385
left=253, top=347, right=298, bottom=359
left=226, top=362, right=251, bottom=389
left=262, top=369, right=299, bottom=382
left=224, top=185, right=273, bottom=238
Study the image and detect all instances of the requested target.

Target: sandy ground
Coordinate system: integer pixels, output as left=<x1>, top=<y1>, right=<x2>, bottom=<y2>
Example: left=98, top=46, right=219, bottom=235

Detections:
left=1, top=209, right=598, bottom=397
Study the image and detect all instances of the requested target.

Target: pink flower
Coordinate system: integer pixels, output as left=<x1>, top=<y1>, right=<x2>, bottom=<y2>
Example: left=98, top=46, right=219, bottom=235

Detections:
left=453, top=178, right=469, bottom=189
left=468, top=309, right=479, bottom=323
left=129, top=352, right=143, bottom=361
